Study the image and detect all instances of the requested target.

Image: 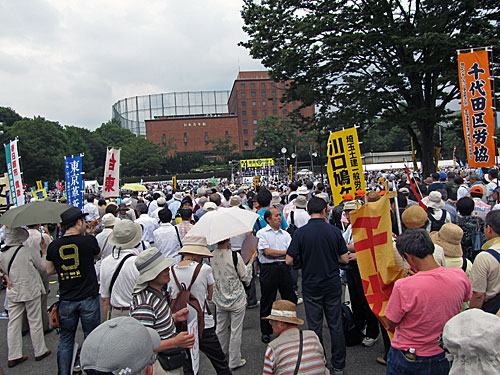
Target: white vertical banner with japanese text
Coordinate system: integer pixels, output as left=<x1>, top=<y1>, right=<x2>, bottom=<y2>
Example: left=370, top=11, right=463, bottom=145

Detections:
left=327, top=127, right=366, bottom=206
left=102, top=147, right=120, bottom=198
left=4, top=139, right=25, bottom=206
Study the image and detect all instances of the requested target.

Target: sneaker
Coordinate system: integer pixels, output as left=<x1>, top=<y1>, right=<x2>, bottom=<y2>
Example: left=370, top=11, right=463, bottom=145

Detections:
left=230, top=358, right=247, bottom=370
left=376, top=356, right=387, bottom=366
left=333, top=368, right=344, bottom=375
left=0, top=312, right=8, bottom=319
left=247, top=301, right=260, bottom=309
left=362, top=336, right=378, bottom=347
left=296, top=297, right=303, bottom=305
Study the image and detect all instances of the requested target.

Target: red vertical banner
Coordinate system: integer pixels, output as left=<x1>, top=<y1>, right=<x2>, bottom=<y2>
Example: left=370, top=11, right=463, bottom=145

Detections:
left=458, top=50, right=496, bottom=167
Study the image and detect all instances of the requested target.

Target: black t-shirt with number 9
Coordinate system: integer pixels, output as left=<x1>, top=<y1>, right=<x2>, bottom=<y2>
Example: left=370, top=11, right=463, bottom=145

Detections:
left=47, top=235, right=100, bottom=301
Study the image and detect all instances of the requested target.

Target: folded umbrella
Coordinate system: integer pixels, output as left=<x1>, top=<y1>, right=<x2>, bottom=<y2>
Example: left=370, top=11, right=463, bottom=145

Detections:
left=188, top=207, right=259, bottom=245
left=0, top=201, right=72, bottom=228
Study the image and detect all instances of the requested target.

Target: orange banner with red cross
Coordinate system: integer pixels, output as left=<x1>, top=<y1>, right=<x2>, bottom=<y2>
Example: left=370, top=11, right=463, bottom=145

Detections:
left=457, top=49, right=496, bottom=167
left=350, top=194, right=407, bottom=337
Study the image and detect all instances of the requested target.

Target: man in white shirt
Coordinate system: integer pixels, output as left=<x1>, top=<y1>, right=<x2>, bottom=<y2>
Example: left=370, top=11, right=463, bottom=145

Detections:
left=257, top=208, right=297, bottom=344
left=151, top=197, right=167, bottom=221
left=455, top=176, right=469, bottom=201
left=147, top=192, right=161, bottom=216
left=486, top=168, right=499, bottom=207
left=100, top=220, right=141, bottom=319
left=135, top=203, right=159, bottom=246
left=83, top=196, right=100, bottom=222
left=286, top=196, right=310, bottom=229
left=153, top=208, right=182, bottom=263
left=95, top=213, right=117, bottom=280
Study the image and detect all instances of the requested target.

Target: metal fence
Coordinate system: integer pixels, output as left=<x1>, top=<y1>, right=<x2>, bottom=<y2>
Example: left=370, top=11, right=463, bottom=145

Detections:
left=112, top=90, right=232, bottom=136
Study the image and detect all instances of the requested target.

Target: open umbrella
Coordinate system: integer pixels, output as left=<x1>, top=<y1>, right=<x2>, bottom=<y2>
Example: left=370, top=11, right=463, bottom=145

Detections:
left=188, top=207, right=259, bottom=245
left=0, top=201, right=72, bottom=228
left=121, top=183, right=147, bottom=192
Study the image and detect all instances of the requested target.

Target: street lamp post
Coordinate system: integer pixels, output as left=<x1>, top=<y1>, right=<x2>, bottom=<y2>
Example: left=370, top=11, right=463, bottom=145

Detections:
left=281, top=147, right=287, bottom=180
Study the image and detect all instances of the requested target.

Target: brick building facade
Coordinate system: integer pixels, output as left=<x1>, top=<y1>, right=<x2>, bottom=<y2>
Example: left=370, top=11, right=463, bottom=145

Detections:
left=145, top=71, right=314, bottom=154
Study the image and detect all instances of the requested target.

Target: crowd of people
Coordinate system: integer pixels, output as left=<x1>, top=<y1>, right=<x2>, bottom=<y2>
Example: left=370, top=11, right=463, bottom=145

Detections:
left=0, top=166, right=500, bottom=375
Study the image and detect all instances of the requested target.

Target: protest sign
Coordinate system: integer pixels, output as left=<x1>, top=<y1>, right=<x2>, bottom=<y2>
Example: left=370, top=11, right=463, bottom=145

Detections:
left=102, top=148, right=120, bottom=198
left=4, top=139, right=25, bottom=206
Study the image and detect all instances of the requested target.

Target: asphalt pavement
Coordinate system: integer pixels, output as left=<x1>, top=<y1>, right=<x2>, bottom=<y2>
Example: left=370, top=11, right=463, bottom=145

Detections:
left=0, top=276, right=387, bottom=375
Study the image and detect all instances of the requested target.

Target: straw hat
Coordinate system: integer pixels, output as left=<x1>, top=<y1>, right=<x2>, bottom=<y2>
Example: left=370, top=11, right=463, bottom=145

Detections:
left=101, top=213, right=117, bottom=228
left=134, top=247, right=176, bottom=292
left=178, top=235, right=213, bottom=258
left=262, top=300, right=304, bottom=325
left=293, top=195, right=307, bottom=209
left=229, top=197, right=241, bottom=207
left=430, top=223, right=463, bottom=258
left=108, top=220, right=143, bottom=249
left=343, top=200, right=358, bottom=211
left=422, top=191, right=445, bottom=209
left=402, top=205, right=428, bottom=229
left=367, top=191, right=380, bottom=202
left=4, top=227, right=29, bottom=246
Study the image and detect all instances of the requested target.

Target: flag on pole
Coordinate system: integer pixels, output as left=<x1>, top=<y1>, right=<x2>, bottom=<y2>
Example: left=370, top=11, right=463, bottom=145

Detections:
left=350, top=194, right=408, bottom=337
left=4, top=139, right=25, bottom=206
left=102, top=148, right=120, bottom=199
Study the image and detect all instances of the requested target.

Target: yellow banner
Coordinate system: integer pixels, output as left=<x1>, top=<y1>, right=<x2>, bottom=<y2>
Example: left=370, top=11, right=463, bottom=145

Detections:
left=34, top=188, right=47, bottom=201
left=458, top=50, right=496, bottom=167
left=240, top=158, right=274, bottom=169
left=36, top=180, right=43, bottom=190
left=172, top=176, right=177, bottom=190
left=0, top=173, right=10, bottom=213
left=327, top=127, right=366, bottom=206
left=254, top=175, right=260, bottom=191
left=350, top=194, right=408, bottom=337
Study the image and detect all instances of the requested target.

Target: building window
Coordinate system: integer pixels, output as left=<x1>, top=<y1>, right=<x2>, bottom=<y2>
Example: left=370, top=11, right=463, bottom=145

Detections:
left=241, top=101, right=246, bottom=107
left=244, top=140, right=249, bottom=146
left=271, top=91, right=276, bottom=96
left=251, top=92, right=256, bottom=97
left=252, top=110, right=257, bottom=115
left=205, top=132, right=209, bottom=144
left=283, top=109, right=288, bottom=115
left=241, top=92, right=246, bottom=97
left=273, top=109, right=278, bottom=115
left=262, top=110, right=267, bottom=116
left=254, top=129, right=258, bottom=134
left=261, top=82, right=265, bottom=88
left=251, top=83, right=255, bottom=88
left=281, top=82, right=285, bottom=87
left=261, top=91, right=266, bottom=97
left=271, top=82, right=275, bottom=87
left=252, top=101, right=256, bottom=106
left=243, top=120, right=248, bottom=125
left=161, top=134, right=166, bottom=146
left=253, top=119, right=258, bottom=125
left=272, top=99, right=277, bottom=106
left=242, top=110, right=247, bottom=116
left=184, top=133, right=188, bottom=145
left=262, top=101, right=266, bottom=106
left=225, top=131, right=229, bottom=138
left=240, top=83, right=245, bottom=88
left=243, top=129, right=248, bottom=135
left=292, top=100, right=297, bottom=105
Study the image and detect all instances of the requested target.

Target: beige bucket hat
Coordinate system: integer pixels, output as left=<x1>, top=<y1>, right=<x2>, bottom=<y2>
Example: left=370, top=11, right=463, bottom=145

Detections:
left=178, top=235, right=213, bottom=258
left=262, top=300, right=304, bottom=325
left=134, top=247, right=176, bottom=292
left=108, top=219, right=143, bottom=249
left=430, top=223, right=463, bottom=258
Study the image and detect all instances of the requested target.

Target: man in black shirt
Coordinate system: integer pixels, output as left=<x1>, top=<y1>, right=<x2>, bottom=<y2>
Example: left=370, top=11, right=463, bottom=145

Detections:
left=286, top=197, right=349, bottom=375
left=46, top=207, right=102, bottom=375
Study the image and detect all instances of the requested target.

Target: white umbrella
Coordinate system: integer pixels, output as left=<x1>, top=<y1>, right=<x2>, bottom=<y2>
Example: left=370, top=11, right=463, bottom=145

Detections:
left=189, top=207, right=259, bottom=245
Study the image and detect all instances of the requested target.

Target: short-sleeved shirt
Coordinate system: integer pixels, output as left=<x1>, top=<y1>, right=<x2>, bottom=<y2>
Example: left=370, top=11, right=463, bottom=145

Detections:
left=131, top=286, right=176, bottom=340
left=470, top=240, right=500, bottom=300
left=46, top=234, right=100, bottom=301
left=385, top=267, right=472, bottom=356
left=257, top=225, right=291, bottom=264
left=287, top=218, right=347, bottom=295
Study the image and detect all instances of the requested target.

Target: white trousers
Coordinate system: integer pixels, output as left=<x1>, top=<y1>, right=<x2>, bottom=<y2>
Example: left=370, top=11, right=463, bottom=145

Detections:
left=215, top=305, right=246, bottom=368
left=7, top=296, right=48, bottom=360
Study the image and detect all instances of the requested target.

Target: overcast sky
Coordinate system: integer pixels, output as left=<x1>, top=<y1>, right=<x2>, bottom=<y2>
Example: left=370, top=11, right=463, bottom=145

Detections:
left=0, top=0, right=263, bottom=130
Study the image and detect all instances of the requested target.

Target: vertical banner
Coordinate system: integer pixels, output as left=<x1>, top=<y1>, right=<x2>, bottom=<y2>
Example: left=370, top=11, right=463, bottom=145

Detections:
left=65, top=155, right=83, bottom=209
left=458, top=49, right=495, bottom=167
left=102, top=147, right=121, bottom=198
left=434, top=147, right=441, bottom=171
left=327, top=127, right=366, bottom=206
left=0, top=173, right=10, bottom=213
left=350, top=194, right=408, bottom=337
left=172, top=175, right=177, bottom=190
left=289, top=164, right=293, bottom=181
left=4, top=139, right=25, bottom=206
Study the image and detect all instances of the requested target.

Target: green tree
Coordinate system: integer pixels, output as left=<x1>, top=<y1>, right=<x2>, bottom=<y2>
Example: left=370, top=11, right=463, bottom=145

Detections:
left=0, top=117, right=68, bottom=185
left=121, top=136, right=163, bottom=177
left=94, top=119, right=136, bottom=149
left=240, top=0, right=500, bottom=177
left=0, top=107, right=23, bottom=127
left=208, top=136, right=238, bottom=163
left=253, top=116, right=298, bottom=158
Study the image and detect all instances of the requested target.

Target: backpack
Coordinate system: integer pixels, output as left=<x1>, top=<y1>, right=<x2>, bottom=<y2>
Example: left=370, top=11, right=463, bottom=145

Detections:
left=170, top=263, right=205, bottom=339
left=286, top=211, right=298, bottom=237
left=341, top=303, right=364, bottom=346
left=231, top=252, right=251, bottom=292
left=428, top=209, right=447, bottom=232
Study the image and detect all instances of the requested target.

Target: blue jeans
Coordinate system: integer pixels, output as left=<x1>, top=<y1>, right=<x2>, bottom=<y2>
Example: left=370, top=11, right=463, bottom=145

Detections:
left=303, top=284, right=345, bottom=370
left=57, top=296, right=101, bottom=375
left=387, top=347, right=450, bottom=375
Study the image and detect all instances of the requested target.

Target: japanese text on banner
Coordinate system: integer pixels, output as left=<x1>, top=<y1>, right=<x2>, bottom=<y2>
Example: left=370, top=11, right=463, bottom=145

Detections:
left=457, top=50, right=495, bottom=167
left=102, top=148, right=120, bottom=198
left=327, top=127, right=366, bottom=206
left=4, top=139, right=25, bottom=206
left=65, top=155, right=83, bottom=209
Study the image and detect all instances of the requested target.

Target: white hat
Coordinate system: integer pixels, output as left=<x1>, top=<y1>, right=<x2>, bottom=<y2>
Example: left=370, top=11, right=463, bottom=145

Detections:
left=422, top=191, right=445, bottom=209
left=271, top=192, right=281, bottom=205
left=203, top=202, right=217, bottom=212
left=297, top=186, right=310, bottom=195
left=174, top=192, right=183, bottom=201
left=101, top=213, right=117, bottom=228
left=4, top=227, right=29, bottom=246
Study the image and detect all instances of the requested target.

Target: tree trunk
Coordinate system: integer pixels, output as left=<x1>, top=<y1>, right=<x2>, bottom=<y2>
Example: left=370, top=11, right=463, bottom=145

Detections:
left=419, top=124, right=435, bottom=178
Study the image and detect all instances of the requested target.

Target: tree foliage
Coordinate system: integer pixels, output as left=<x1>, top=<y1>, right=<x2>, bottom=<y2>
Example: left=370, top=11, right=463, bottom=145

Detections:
left=208, top=136, right=238, bottom=163
left=253, top=115, right=298, bottom=158
left=240, top=0, right=500, bottom=177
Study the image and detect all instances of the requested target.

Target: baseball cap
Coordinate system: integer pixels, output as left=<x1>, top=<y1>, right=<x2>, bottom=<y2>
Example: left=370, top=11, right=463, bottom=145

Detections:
left=342, top=193, right=354, bottom=201
left=80, top=317, right=160, bottom=375
left=470, top=186, right=483, bottom=195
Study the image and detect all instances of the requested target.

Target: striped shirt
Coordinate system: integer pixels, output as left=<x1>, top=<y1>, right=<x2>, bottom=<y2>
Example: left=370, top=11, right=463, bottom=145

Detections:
left=130, top=286, right=176, bottom=340
left=263, top=327, right=327, bottom=375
